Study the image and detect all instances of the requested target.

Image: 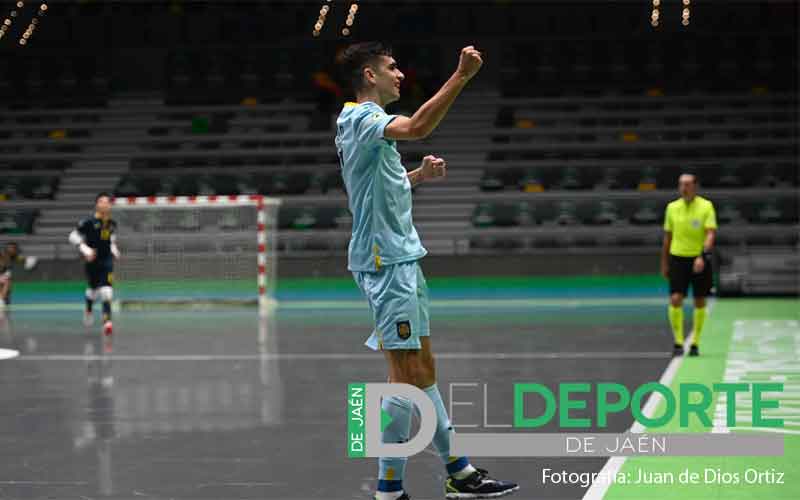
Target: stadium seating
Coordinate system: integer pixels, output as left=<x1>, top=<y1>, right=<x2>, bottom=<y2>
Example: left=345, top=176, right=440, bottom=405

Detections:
left=0, top=3, right=795, bottom=259
left=0, top=210, right=39, bottom=235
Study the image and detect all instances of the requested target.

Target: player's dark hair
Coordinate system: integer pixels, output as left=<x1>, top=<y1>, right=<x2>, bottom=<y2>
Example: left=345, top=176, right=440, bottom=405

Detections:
left=6, top=242, right=18, bottom=247
left=340, top=41, right=393, bottom=93
left=96, top=192, right=111, bottom=202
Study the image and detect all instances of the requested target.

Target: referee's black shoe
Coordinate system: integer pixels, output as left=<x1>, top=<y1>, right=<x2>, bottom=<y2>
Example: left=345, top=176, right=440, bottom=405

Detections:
left=689, top=344, right=699, bottom=357
left=672, top=344, right=684, bottom=357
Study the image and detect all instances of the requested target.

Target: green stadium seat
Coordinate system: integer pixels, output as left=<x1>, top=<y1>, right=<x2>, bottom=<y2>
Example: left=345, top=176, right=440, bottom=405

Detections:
left=716, top=201, right=746, bottom=225
left=471, top=203, right=494, bottom=228
left=518, top=168, right=544, bottom=192
left=630, top=200, right=661, bottom=225
left=584, top=200, right=623, bottom=225
left=315, top=206, right=349, bottom=230
left=715, top=164, right=747, bottom=188
left=493, top=203, right=525, bottom=227
left=279, top=207, right=323, bottom=230
left=114, top=176, right=139, bottom=197
left=272, top=172, right=311, bottom=195
left=17, top=176, right=58, bottom=199
left=316, top=171, right=345, bottom=194
left=0, top=210, right=37, bottom=234
left=480, top=170, right=504, bottom=191
left=556, top=166, right=586, bottom=190
left=637, top=166, right=659, bottom=191
left=172, top=175, right=201, bottom=196
left=209, top=174, right=240, bottom=195
left=554, top=201, right=580, bottom=226
left=594, top=167, right=625, bottom=190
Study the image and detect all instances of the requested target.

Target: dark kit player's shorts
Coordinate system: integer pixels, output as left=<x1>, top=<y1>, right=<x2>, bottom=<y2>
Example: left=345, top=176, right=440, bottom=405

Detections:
left=668, top=254, right=712, bottom=297
left=85, top=261, right=113, bottom=289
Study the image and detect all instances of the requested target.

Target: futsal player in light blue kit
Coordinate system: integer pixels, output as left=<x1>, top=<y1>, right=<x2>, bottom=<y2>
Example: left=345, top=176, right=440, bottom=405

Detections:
left=336, top=42, right=519, bottom=500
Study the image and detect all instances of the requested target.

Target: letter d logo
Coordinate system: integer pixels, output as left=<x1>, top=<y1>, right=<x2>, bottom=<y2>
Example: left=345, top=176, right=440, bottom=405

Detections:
left=360, top=383, right=436, bottom=458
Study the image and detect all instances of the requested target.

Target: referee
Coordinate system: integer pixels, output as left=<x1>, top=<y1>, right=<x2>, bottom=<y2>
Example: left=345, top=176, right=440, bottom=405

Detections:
left=661, top=174, right=717, bottom=357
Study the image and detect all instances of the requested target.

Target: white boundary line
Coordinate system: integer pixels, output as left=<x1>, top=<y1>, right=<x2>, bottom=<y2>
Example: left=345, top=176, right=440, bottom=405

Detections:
left=3, top=296, right=665, bottom=312
left=582, top=299, right=714, bottom=500
left=13, top=351, right=671, bottom=362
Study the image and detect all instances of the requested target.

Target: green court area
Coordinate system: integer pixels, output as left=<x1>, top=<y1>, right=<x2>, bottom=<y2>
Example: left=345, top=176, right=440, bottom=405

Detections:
left=603, top=298, right=800, bottom=500
left=10, top=274, right=667, bottom=307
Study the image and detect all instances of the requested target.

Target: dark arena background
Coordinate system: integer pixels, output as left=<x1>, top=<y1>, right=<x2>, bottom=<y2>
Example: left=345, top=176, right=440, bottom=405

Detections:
left=0, top=1, right=798, bottom=500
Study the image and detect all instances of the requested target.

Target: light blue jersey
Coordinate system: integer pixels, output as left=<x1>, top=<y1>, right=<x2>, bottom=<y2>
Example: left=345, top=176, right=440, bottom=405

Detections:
left=335, top=101, right=427, bottom=272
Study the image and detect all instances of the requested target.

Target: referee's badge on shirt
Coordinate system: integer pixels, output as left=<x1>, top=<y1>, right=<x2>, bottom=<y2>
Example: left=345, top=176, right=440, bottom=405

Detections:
left=692, top=219, right=700, bottom=228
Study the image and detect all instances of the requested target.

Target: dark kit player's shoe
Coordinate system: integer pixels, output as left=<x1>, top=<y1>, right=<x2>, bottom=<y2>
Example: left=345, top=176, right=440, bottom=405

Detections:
left=445, top=468, right=519, bottom=499
left=672, top=344, right=684, bottom=357
left=689, top=344, right=699, bottom=357
left=103, top=320, right=113, bottom=336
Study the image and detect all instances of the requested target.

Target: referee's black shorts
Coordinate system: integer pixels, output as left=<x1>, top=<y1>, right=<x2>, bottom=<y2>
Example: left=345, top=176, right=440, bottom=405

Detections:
left=668, top=254, right=712, bottom=297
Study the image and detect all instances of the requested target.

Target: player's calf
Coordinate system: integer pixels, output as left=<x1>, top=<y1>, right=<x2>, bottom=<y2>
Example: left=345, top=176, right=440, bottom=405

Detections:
left=99, top=286, right=113, bottom=336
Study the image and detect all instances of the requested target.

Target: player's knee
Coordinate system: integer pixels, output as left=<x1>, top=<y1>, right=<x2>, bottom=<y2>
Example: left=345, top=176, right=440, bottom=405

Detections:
left=695, top=297, right=706, bottom=308
left=99, top=286, right=113, bottom=302
left=85, top=288, right=97, bottom=301
left=670, top=294, right=684, bottom=307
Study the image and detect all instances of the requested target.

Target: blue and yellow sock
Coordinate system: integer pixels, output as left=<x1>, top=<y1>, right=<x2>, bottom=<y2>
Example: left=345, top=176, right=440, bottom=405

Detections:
left=377, top=396, right=412, bottom=499
left=422, top=384, right=476, bottom=479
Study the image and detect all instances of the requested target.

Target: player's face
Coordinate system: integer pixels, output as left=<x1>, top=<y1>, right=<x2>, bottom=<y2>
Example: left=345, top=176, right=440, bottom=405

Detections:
left=371, top=55, right=404, bottom=104
left=96, top=196, right=112, bottom=218
left=678, top=175, right=697, bottom=199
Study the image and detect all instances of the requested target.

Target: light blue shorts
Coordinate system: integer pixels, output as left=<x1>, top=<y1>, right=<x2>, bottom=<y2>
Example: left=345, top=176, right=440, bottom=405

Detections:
left=353, top=260, right=430, bottom=351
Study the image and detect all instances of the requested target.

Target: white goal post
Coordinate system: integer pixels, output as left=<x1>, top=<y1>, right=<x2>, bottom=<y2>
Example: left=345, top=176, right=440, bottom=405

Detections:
left=111, top=195, right=280, bottom=310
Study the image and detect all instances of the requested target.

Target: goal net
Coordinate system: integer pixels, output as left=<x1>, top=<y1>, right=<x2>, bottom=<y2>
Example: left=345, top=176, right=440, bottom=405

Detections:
left=111, top=195, right=280, bottom=310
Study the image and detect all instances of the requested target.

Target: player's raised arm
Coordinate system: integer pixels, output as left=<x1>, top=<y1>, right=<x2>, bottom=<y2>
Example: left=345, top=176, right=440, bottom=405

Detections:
left=385, top=46, right=483, bottom=141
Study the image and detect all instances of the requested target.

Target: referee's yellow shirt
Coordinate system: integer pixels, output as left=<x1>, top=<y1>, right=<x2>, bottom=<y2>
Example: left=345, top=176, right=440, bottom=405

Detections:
left=663, top=195, right=718, bottom=257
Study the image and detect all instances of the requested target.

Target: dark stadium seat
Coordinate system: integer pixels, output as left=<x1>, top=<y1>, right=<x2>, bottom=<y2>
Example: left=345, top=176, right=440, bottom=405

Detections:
left=271, top=172, right=312, bottom=196
left=316, top=171, right=345, bottom=194
left=495, top=203, right=527, bottom=227
left=715, top=201, right=746, bottom=226
left=630, top=200, right=661, bottom=226
left=479, top=170, right=504, bottom=192
left=554, top=201, right=580, bottom=226
left=209, top=174, right=240, bottom=195
left=17, top=176, right=59, bottom=200
left=0, top=210, right=38, bottom=235
left=583, top=200, right=624, bottom=226
left=473, top=203, right=529, bottom=228
left=279, top=207, right=318, bottom=231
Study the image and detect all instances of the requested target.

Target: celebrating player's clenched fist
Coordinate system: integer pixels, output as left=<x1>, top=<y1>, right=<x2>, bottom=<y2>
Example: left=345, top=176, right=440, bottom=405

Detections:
left=420, top=155, right=447, bottom=182
left=456, top=45, right=483, bottom=80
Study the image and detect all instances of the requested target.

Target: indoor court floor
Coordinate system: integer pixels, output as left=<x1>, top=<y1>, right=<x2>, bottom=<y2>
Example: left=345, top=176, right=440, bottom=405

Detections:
left=0, top=277, right=676, bottom=500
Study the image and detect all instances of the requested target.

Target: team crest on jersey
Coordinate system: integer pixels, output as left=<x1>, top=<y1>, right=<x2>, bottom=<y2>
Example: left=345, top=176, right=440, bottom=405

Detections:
left=691, top=219, right=700, bottom=228
left=372, top=112, right=382, bottom=121
left=396, top=321, right=411, bottom=340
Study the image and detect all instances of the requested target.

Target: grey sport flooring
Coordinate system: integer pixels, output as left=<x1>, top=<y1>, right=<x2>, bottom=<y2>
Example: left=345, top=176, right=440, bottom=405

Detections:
left=0, top=302, right=672, bottom=499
